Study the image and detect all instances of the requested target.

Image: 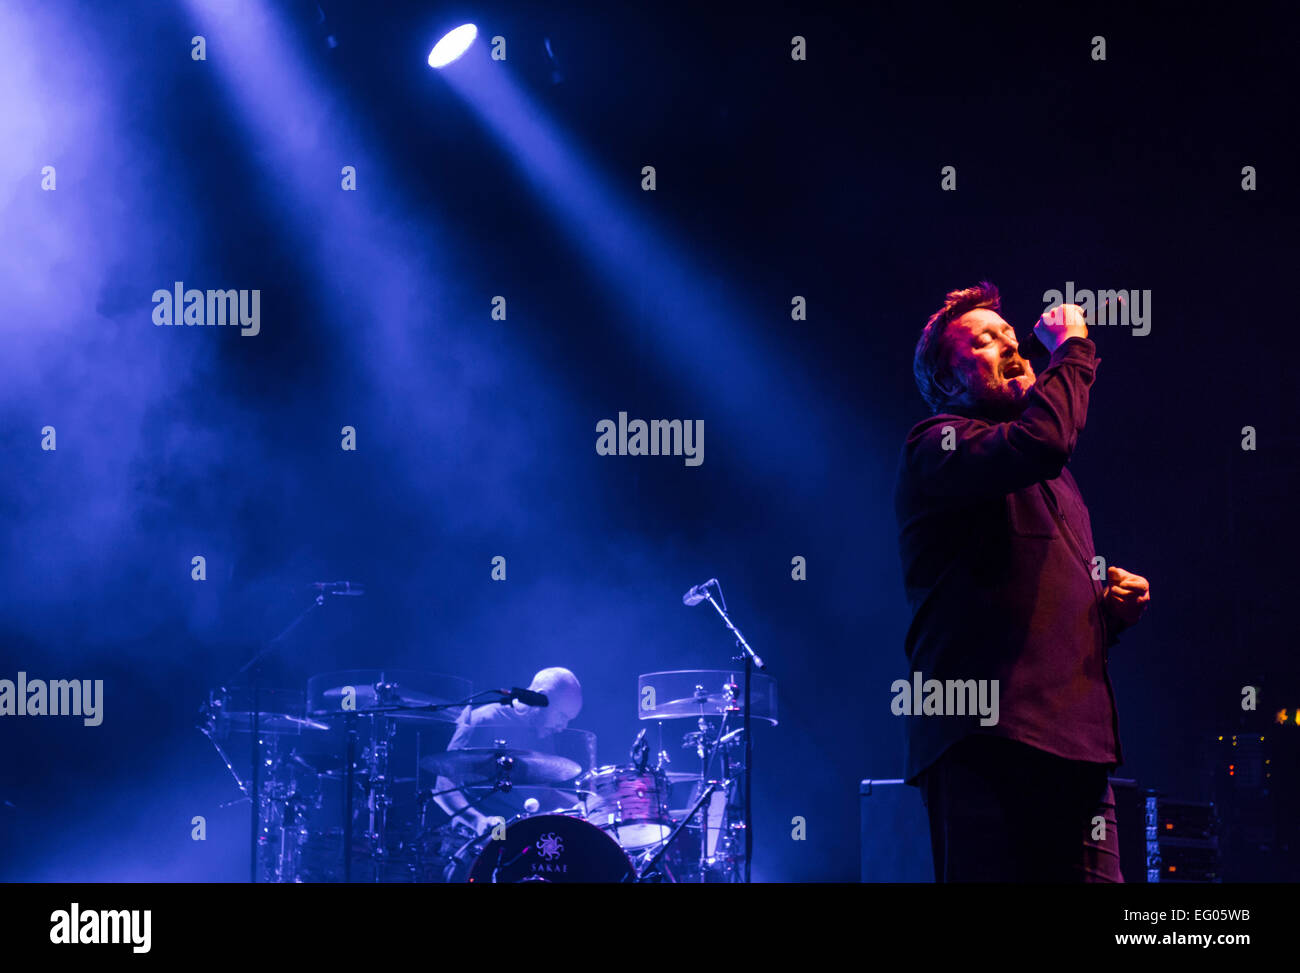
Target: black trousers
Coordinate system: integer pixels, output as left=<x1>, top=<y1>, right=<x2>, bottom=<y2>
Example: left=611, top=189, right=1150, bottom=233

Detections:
left=919, top=734, right=1123, bottom=883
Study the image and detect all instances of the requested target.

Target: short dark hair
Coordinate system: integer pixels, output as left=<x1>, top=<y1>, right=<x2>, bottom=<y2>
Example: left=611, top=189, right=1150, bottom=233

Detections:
left=913, top=281, right=1001, bottom=412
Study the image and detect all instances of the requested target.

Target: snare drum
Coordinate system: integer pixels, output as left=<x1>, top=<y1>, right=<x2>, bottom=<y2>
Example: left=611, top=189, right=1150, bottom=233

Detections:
left=579, top=765, right=672, bottom=850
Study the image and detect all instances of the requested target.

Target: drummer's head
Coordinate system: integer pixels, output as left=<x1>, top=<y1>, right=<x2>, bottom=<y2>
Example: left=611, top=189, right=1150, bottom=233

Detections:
left=515, top=666, right=582, bottom=735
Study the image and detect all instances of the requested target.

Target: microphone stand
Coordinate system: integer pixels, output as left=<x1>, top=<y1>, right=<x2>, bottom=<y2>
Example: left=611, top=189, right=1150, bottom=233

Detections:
left=699, top=585, right=764, bottom=883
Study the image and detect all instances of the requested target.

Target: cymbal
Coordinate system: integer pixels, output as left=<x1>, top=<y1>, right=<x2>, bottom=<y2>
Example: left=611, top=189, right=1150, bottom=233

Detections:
left=221, top=711, right=330, bottom=733
left=311, top=684, right=451, bottom=721
left=636, top=669, right=778, bottom=724
left=642, top=693, right=779, bottom=721
left=661, top=693, right=732, bottom=711
left=306, top=671, right=472, bottom=723
left=420, top=748, right=582, bottom=786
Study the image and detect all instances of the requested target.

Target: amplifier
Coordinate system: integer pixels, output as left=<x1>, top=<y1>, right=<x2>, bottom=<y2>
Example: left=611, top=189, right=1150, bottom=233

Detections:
left=1144, top=795, right=1221, bottom=883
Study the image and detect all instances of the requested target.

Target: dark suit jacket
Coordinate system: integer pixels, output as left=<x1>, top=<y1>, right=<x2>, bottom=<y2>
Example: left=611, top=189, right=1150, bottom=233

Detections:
left=894, top=337, right=1124, bottom=784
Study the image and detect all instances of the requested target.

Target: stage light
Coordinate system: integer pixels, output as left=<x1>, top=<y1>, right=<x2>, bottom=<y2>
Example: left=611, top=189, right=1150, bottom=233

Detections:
left=428, top=24, right=477, bottom=68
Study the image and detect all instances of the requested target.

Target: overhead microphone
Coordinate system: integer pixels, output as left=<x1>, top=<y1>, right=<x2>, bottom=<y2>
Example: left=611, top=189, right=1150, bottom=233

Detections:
left=629, top=727, right=649, bottom=769
left=682, top=578, right=717, bottom=606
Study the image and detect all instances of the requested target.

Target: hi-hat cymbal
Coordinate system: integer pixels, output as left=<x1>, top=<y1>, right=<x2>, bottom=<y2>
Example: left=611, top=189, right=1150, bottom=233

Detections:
left=420, top=748, right=582, bottom=786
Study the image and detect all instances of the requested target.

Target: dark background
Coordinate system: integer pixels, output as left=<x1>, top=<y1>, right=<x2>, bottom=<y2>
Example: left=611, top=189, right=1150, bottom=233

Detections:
left=0, top=0, right=1296, bottom=881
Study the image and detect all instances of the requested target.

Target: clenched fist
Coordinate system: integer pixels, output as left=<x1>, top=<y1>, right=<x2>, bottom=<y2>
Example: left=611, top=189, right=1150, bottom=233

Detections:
left=1103, top=565, right=1150, bottom=629
left=1033, top=303, right=1089, bottom=353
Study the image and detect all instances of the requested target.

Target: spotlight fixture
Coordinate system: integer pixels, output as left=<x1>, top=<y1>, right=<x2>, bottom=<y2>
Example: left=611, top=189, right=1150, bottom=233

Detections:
left=428, top=23, right=477, bottom=68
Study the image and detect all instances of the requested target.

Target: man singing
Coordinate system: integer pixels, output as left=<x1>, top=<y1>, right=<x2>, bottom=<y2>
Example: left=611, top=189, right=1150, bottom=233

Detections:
left=895, top=281, right=1151, bottom=882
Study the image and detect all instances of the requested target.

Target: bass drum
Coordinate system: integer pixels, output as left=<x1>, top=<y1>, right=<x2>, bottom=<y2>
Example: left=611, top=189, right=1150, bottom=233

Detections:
left=449, top=813, right=636, bottom=883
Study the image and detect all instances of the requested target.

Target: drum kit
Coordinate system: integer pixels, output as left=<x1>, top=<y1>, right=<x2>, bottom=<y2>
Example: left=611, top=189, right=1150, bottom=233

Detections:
left=199, top=667, right=778, bottom=883
left=200, top=577, right=774, bottom=882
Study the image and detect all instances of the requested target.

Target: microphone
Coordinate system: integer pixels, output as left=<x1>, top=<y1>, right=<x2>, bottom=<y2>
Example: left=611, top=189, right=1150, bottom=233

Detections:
left=312, top=581, right=365, bottom=596
left=682, top=578, right=717, bottom=606
left=629, top=728, right=649, bottom=770
left=1023, top=296, right=1124, bottom=357
left=502, top=688, right=549, bottom=707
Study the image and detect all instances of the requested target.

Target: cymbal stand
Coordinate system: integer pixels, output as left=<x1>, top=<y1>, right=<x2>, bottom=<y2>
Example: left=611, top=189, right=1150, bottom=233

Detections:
left=636, top=780, right=721, bottom=882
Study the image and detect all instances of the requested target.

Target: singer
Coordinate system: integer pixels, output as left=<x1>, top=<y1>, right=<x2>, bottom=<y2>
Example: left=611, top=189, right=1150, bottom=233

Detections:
left=894, top=282, right=1151, bottom=882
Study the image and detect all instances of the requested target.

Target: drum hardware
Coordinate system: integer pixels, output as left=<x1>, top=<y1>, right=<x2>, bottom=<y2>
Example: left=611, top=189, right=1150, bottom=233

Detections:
left=420, top=743, right=584, bottom=848
left=305, top=672, right=482, bottom=724
left=493, top=739, right=514, bottom=793
left=661, top=769, right=704, bottom=784
left=356, top=684, right=405, bottom=874
left=635, top=779, right=721, bottom=882
left=267, top=777, right=314, bottom=884
left=199, top=681, right=327, bottom=883
left=310, top=682, right=554, bottom=723
left=202, top=662, right=478, bottom=883
left=419, top=748, right=583, bottom=788
left=630, top=727, right=650, bottom=772
left=305, top=671, right=478, bottom=882
left=442, top=822, right=488, bottom=882
left=674, top=577, right=771, bottom=882
left=217, top=586, right=341, bottom=883
left=201, top=657, right=772, bottom=883
left=198, top=692, right=253, bottom=799
left=718, top=726, right=744, bottom=747
left=637, top=660, right=776, bottom=882
left=343, top=713, right=358, bottom=882
left=198, top=716, right=326, bottom=883
left=195, top=574, right=781, bottom=883
left=636, top=669, right=777, bottom=725
left=289, top=752, right=416, bottom=784
left=415, top=788, right=438, bottom=830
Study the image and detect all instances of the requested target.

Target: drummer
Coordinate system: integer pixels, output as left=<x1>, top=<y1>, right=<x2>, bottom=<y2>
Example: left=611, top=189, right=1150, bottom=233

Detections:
left=433, top=667, right=584, bottom=834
